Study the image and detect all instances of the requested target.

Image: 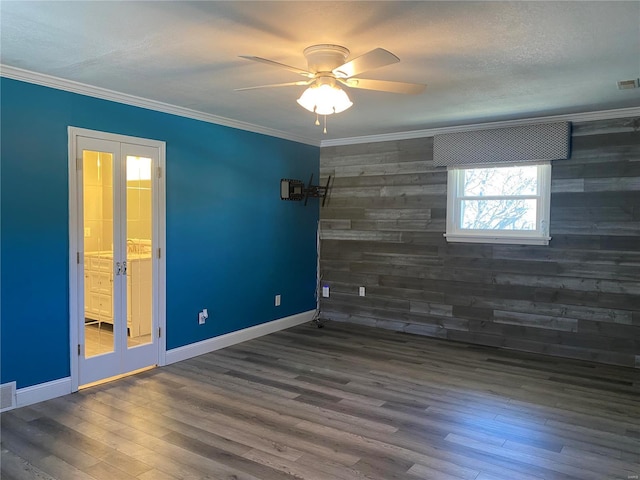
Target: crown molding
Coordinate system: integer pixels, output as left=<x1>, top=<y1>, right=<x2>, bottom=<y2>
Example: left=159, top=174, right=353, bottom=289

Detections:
left=0, top=65, right=320, bottom=147
left=4, top=65, right=638, bottom=150
left=320, top=107, right=640, bottom=147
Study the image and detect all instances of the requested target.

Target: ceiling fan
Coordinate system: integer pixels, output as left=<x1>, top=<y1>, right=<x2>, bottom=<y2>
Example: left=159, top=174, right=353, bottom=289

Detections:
left=237, top=44, right=426, bottom=132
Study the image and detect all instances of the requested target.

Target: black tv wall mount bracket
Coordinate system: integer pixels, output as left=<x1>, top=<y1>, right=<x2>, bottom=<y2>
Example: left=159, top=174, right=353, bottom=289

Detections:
left=280, top=174, right=331, bottom=206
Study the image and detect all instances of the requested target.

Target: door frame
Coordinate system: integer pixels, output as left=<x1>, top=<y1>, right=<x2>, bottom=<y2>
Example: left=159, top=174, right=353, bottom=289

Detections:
left=68, top=126, right=167, bottom=392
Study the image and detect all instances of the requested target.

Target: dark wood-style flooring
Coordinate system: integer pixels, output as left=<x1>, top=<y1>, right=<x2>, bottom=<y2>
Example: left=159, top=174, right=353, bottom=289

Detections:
left=2, top=320, right=639, bottom=479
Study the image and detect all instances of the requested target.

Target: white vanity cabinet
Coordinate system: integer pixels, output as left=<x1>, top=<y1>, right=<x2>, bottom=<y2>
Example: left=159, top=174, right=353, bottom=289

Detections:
left=84, top=256, right=113, bottom=321
left=84, top=252, right=152, bottom=338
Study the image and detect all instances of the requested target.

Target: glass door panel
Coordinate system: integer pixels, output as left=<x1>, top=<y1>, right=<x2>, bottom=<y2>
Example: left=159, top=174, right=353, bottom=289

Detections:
left=126, top=155, right=153, bottom=348
left=82, top=149, right=115, bottom=358
left=74, top=130, right=161, bottom=388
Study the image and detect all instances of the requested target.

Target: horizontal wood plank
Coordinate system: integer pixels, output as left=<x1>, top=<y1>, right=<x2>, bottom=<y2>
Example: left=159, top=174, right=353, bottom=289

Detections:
left=320, top=116, right=640, bottom=368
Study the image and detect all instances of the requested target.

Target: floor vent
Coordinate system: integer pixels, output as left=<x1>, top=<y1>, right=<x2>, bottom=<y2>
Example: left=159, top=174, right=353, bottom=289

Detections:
left=0, top=381, right=17, bottom=411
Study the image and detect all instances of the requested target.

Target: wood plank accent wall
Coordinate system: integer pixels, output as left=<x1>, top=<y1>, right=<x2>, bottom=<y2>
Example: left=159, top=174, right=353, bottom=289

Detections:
left=319, top=117, right=640, bottom=368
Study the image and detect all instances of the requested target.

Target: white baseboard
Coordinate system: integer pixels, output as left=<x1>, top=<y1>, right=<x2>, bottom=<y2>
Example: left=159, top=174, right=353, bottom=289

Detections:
left=165, top=310, right=316, bottom=365
left=3, top=311, right=315, bottom=411
left=14, top=377, right=72, bottom=410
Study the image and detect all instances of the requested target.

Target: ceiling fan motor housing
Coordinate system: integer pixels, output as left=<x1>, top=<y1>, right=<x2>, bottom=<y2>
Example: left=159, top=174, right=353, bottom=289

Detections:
left=303, top=44, right=350, bottom=74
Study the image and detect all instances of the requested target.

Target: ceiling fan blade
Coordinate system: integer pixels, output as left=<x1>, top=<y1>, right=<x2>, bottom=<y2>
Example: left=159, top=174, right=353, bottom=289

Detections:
left=332, top=48, right=399, bottom=78
left=339, top=77, right=426, bottom=94
left=235, top=80, right=312, bottom=92
left=239, top=55, right=315, bottom=78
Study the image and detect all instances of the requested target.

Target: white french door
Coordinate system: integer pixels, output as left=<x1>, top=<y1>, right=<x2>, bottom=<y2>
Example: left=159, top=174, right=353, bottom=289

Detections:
left=69, top=128, right=165, bottom=388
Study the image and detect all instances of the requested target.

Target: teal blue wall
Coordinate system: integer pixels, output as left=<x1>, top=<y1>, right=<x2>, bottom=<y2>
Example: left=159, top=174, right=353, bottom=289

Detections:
left=0, top=78, right=319, bottom=389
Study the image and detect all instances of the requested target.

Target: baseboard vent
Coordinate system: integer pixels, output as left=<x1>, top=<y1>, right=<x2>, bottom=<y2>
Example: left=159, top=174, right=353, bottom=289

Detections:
left=0, top=381, right=17, bottom=411
left=617, top=79, right=639, bottom=90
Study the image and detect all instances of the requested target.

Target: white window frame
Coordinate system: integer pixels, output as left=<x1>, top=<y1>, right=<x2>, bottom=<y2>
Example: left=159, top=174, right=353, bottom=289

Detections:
left=445, top=161, right=551, bottom=245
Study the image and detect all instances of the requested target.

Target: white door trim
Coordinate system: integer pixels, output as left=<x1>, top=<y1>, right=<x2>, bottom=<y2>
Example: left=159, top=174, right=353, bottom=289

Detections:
left=68, top=126, right=166, bottom=392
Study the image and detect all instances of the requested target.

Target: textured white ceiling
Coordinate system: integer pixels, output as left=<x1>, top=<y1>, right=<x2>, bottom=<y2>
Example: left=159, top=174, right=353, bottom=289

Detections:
left=2, top=1, right=639, bottom=143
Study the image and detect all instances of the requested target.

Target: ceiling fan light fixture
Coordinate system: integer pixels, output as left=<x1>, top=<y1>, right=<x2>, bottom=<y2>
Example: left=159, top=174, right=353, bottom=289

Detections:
left=296, top=83, right=353, bottom=115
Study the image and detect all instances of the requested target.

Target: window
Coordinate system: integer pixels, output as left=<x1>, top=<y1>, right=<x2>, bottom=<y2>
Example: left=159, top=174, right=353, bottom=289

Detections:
left=445, top=162, right=551, bottom=245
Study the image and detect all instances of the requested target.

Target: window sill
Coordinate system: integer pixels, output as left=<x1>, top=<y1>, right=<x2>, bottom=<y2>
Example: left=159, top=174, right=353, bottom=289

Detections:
left=444, top=233, right=551, bottom=245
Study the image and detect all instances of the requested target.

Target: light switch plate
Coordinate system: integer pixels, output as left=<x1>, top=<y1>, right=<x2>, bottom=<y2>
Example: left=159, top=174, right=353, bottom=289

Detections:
left=275, top=294, right=281, bottom=306
left=359, top=287, right=365, bottom=296
left=322, top=286, right=330, bottom=298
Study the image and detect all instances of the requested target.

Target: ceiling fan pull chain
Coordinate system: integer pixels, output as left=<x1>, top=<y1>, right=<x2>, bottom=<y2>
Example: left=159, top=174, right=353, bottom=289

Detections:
left=323, top=115, right=327, bottom=134
left=315, top=112, right=320, bottom=126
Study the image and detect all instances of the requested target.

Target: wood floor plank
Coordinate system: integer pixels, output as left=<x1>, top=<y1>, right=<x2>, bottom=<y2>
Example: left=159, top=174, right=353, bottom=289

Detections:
left=293, top=452, right=380, bottom=480
left=1, top=414, right=101, bottom=471
left=444, top=433, right=610, bottom=480
left=83, top=461, right=140, bottom=480
left=503, top=440, right=639, bottom=479
left=108, top=377, right=364, bottom=468
left=136, top=468, right=179, bottom=480
left=406, top=462, right=477, bottom=480
left=241, top=448, right=354, bottom=480
left=31, top=390, right=262, bottom=480
left=2, top=320, right=638, bottom=480
left=0, top=449, right=57, bottom=480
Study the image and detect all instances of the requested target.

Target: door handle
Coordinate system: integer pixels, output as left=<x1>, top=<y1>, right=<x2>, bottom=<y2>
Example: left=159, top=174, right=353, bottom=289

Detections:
left=115, top=261, right=128, bottom=275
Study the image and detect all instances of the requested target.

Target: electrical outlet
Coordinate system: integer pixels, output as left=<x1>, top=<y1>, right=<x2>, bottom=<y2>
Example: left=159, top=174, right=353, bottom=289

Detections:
left=84, top=227, right=91, bottom=237
left=275, top=294, right=281, bottom=306
left=359, top=286, right=366, bottom=297
left=322, top=286, right=330, bottom=298
left=198, top=309, right=208, bottom=325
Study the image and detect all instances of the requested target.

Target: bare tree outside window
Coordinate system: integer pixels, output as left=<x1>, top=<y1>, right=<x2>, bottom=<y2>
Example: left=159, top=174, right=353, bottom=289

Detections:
left=446, top=163, right=551, bottom=245
left=459, top=166, right=538, bottom=230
